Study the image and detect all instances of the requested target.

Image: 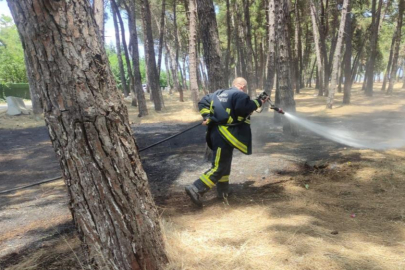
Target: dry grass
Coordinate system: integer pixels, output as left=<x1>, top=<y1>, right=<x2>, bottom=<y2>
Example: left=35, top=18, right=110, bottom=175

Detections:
left=2, top=85, right=405, bottom=269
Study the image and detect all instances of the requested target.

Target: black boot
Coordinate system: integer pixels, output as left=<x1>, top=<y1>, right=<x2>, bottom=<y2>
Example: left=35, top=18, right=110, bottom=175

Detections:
left=216, top=182, right=229, bottom=199
left=185, top=180, right=209, bottom=207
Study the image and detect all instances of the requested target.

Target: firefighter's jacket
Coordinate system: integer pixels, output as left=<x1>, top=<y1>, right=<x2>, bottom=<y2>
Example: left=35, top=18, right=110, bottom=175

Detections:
left=198, top=87, right=262, bottom=155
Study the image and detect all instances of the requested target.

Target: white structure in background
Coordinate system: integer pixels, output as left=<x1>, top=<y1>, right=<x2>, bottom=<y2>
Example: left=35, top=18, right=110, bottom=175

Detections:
left=6, top=96, right=30, bottom=115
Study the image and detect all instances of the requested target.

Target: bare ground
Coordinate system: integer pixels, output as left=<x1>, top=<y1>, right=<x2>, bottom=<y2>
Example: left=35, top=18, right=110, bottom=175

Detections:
left=1, top=85, right=405, bottom=269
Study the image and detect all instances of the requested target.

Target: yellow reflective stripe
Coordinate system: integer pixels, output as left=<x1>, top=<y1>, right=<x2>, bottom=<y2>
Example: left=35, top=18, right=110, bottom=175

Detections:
left=218, top=126, right=248, bottom=153
left=206, top=147, right=221, bottom=178
left=245, top=119, right=250, bottom=124
left=218, top=175, right=229, bottom=182
left=210, top=100, right=214, bottom=113
left=200, top=175, right=215, bottom=188
left=200, top=108, right=210, bottom=115
left=253, top=100, right=260, bottom=108
left=227, top=116, right=233, bottom=124
left=226, top=108, right=231, bottom=114
left=237, top=116, right=244, bottom=121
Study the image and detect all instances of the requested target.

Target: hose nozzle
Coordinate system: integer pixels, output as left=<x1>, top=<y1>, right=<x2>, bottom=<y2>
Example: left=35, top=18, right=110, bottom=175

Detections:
left=271, top=106, right=285, bottom=114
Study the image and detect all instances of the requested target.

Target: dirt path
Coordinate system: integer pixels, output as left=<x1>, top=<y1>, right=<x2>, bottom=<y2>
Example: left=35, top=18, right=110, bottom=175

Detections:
left=1, top=86, right=405, bottom=269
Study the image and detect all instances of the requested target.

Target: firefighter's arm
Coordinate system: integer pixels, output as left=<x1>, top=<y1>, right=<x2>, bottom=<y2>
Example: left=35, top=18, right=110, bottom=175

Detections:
left=234, top=92, right=263, bottom=115
left=198, top=94, right=212, bottom=125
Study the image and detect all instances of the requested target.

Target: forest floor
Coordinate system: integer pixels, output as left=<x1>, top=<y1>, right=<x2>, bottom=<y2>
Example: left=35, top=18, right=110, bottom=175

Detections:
left=1, top=83, right=405, bottom=270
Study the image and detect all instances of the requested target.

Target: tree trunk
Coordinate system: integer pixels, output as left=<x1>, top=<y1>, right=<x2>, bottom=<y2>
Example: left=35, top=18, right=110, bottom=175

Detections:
left=188, top=0, right=199, bottom=110
left=93, top=0, right=104, bottom=42
left=382, top=26, right=396, bottom=92
left=112, top=0, right=137, bottom=106
left=8, top=0, right=167, bottom=268
left=224, top=0, right=231, bottom=86
left=125, top=0, right=148, bottom=116
left=157, top=0, right=166, bottom=77
left=309, top=0, right=324, bottom=96
left=264, top=0, right=276, bottom=99
left=140, top=0, right=162, bottom=110
left=387, top=0, right=404, bottom=95
left=275, top=0, right=298, bottom=135
left=242, top=0, right=256, bottom=97
left=365, top=0, right=383, bottom=96
left=327, top=0, right=349, bottom=109
left=294, top=0, right=302, bottom=94
left=196, top=0, right=224, bottom=92
left=343, top=5, right=353, bottom=104
left=24, top=52, right=42, bottom=115
left=173, top=0, right=184, bottom=101
left=111, top=1, right=129, bottom=97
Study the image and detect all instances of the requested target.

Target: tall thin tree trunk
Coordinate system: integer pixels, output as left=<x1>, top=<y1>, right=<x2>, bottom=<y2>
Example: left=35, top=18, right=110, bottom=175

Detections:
left=189, top=0, right=199, bottom=110
left=310, top=0, right=324, bottom=96
left=327, top=0, right=349, bottom=108
left=294, top=0, right=302, bottom=94
left=365, top=0, right=383, bottom=96
left=93, top=0, right=104, bottom=41
left=125, top=0, right=148, bottom=116
left=196, top=0, right=224, bottom=92
left=157, top=0, right=166, bottom=77
left=387, top=0, right=404, bottom=95
left=8, top=0, right=167, bottom=268
left=264, top=0, right=276, bottom=98
left=243, top=0, right=256, bottom=97
left=140, top=0, right=162, bottom=110
left=382, top=28, right=396, bottom=92
left=112, top=0, right=137, bottom=106
left=275, top=0, right=297, bottom=135
left=173, top=0, right=184, bottom=101
left=111, top=1, right=129, bottom=97
left=343, top=5, right=353, bottom=104
left=224, top=0, right=232, bottom=86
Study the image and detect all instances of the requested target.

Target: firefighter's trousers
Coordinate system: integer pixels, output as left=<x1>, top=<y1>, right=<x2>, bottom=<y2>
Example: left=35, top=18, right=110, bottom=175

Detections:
left=194, top=127, right=234, bottom=191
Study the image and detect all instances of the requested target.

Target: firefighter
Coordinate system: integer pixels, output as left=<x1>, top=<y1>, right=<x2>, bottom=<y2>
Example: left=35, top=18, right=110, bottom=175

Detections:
left=185, top=77, right=269, bottom=207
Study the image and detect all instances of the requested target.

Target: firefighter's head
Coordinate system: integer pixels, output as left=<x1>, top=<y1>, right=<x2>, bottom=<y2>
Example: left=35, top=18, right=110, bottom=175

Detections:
left=232, top=77, right=248, bottom=92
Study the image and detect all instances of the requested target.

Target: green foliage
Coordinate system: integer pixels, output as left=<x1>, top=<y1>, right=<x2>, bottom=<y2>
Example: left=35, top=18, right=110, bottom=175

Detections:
left=0, top=15, right=27, bottom=83
left=0, top=82, right=30, bottom=100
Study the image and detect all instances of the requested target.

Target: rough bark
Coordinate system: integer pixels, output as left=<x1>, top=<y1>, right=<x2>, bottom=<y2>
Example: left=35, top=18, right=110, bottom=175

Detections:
left=274, top=0, right=298, bottom=135
left=365, top=0, right=383, bottom=96
left=309, top=0, right=325, bottom=96
left=343, top=4, right=353, bottom=104
left=387, top=0, right=404, bottom=95
left=196, top=0, right=224, bottom=92
left=189, top=0, right=199, bottom=110
left=294, top=0, right=302, bottom=94
left=264, top=0, right=276, bottom=98
left=7, top=0, right=167, bottom=268
left=93, top=0, right=104, bottom=41
left=140, top=0, right=162, bottom=110
left=157, top=0, right=166, bottom=77
left=125, top=0, right=148, bottom=116
left=224, top=0, right=231, bottom=86
left=111, top=1, right=129, bottom=97
left=242, top=0, right=256, bottom=97
left=327, top=0, right=349, bottom=109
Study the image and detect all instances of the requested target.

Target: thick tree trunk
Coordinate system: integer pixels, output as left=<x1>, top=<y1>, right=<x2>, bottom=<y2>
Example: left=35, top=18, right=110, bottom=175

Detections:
left=93, top=0, right=104, bottom=41
left=140, top=0, right=162, bottom=110
left=387, top=0, right=404, bottom=95
left=188, top=0, right=199, bottom=110
left=125, top=0, right=148, bottom=116
left=264, top=0, right=276, bottom=99
left=275, top=0, right=298, bottom=135
left=111, top=1, right=129, bottom=97
left=309, top=0, right=324, bottom=96
left=8, top=0, right=167, bottom=268
left=365, top=0, right=383, bottom=96
left=343, top=5, right=353, bottom=104
left=327, top=0, right=349, bottom=109
left=196, top=0, right=224, bottom=92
